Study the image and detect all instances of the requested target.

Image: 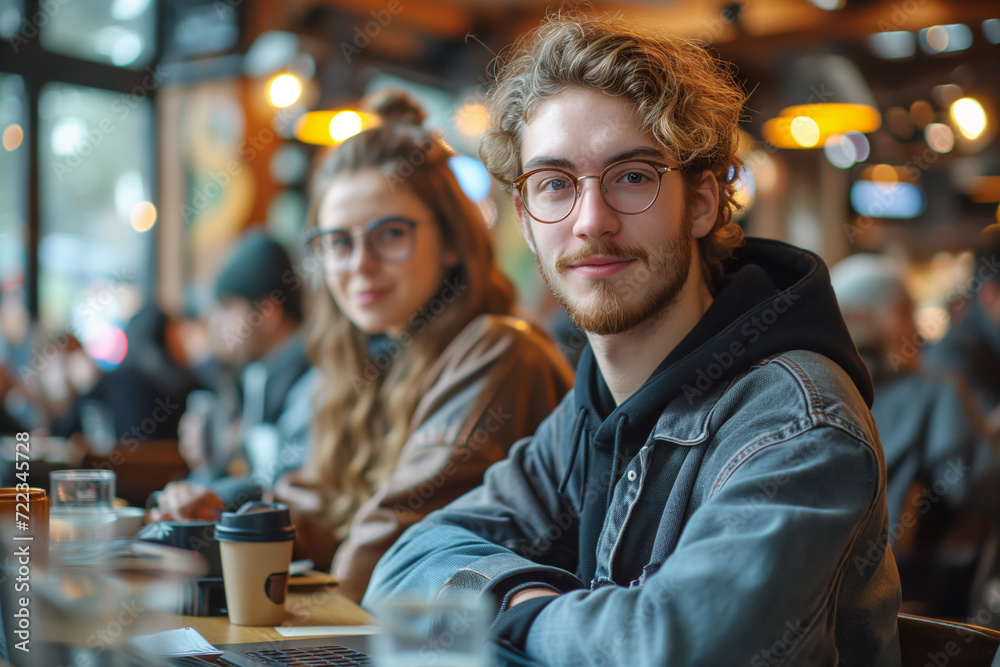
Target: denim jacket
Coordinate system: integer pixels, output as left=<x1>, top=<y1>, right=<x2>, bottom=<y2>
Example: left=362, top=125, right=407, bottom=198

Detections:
left=365, top=240, right=902, bottom=666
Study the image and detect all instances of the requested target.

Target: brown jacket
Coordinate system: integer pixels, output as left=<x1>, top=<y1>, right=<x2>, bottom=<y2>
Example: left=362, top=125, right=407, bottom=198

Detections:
left=299, top=314, right=574, bottom=602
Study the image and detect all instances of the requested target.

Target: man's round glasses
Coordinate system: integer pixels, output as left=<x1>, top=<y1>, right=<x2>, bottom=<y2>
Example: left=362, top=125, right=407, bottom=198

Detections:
left=511, top=159, right=681, bottom=224
left=304, top=216, right=417, bottom=274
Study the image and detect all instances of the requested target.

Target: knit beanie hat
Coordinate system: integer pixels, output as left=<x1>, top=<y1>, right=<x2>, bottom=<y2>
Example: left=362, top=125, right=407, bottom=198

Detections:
left=214, top=231, right=303, bottom=323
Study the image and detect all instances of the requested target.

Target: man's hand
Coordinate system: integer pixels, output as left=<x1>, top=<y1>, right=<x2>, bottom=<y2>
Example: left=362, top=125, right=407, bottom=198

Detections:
left=150, top=481, right=225, bottom=521
left=509, top=587, right=561, bottom=608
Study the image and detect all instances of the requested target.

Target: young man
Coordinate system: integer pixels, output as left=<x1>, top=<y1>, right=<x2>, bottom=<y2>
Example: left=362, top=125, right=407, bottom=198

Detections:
left=365, top=17, right=901, bottom=665
left=153, top=231, right=314, bottom=517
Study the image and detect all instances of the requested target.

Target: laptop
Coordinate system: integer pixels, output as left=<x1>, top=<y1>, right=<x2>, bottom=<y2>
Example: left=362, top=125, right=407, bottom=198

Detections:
left=214, top=634, right=541, bottom=666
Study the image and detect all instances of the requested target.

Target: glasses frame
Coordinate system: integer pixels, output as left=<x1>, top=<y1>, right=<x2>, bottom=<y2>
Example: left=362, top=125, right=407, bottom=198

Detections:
left=511, top=158, right=681, bottom=224
left=304, top=216, right=418, bottom=274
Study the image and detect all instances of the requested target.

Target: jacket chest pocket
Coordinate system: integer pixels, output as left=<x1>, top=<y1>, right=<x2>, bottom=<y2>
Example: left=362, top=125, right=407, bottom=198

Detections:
left=593, top=441, right=702, bottom=587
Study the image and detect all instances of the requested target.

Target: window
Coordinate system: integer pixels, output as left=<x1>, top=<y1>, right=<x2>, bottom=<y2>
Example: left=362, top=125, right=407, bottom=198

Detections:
left=40, top=0, right=156, bottom=68
left=38, top=82, right=153, bottom=338
left=0, top=73, right=26, bottom=305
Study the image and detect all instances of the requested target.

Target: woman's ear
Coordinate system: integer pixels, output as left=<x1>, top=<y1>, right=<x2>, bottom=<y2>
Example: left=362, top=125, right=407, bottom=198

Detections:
left=690, top=170, right=720, bottom=240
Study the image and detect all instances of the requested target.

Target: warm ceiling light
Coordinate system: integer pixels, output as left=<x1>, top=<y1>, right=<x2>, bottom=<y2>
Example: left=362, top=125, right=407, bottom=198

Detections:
left=268, top=74, right=301, bottom=108
left=951, top=97, right=987, bottom=140
left=763, top=103, right=881, bottom=149
left=869, top=163, right=899, bottom=185
left=293, top=109, right=379, bottom=145
left=329, top=111, right=363, bottom=142
left=129, top=201, right=157, bottom=232
left=2, top=124, right=23, bottom=151
left=790, top=117, right=820, bottom=147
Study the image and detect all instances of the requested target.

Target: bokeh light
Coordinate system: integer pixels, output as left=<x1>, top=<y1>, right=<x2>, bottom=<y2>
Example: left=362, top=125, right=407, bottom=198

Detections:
left=2, top=123, right=23, bottom=151
left=790, top=116, right=820, bottom=147
left=329, top=111, right=363, bottom=142
left=454, top=103, right=489, bottom=137
left=268, top=74, right=301, bottom=108
left=951, top=97, right=987, bottom=140
left=129, top=201, right=157, bottom=232
left=925, top=123, right=955, bottom=153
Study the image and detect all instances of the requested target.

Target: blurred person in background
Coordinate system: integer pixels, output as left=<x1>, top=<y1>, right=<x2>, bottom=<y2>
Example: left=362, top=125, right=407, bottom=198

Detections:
left=924, top=225, right=1000, bottom=434
left=831, top=253, right=1000, bottom=618
left=153, top=231, right=313, bottom=512
left=155, top=90, right=574, bottom=601
left=49, top=304, right=202, bottom=446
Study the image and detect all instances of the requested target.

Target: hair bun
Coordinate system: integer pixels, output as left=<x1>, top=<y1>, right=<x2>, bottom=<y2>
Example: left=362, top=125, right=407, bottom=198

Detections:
left=365, top=89, right=426, bottom=126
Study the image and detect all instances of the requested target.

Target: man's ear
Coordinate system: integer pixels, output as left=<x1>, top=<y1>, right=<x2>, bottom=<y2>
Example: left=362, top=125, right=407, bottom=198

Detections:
left=514, top=193, right=538, bottom=255
left=690, top=170, right=720, bottom=240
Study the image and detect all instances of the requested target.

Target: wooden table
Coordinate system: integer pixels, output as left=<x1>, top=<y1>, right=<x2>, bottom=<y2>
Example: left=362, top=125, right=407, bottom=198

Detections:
left=156, top=587, right=375, bottom=644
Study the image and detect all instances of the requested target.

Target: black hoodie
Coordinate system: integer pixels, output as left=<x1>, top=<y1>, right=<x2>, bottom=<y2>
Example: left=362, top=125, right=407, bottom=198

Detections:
left=495, top=237, right=873, bottom=646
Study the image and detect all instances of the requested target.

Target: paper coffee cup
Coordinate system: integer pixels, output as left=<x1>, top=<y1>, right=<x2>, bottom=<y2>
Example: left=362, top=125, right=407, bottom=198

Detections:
left=215, top=502, right=297, bottom=626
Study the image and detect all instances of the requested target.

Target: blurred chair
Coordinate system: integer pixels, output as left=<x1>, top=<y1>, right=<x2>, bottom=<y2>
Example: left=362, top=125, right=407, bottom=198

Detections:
left=898, top=613, right=1000, bottom=667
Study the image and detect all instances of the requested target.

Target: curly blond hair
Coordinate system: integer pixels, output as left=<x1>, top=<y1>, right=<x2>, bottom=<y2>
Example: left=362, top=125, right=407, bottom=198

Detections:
left=480, top=15, right=747, bottom=286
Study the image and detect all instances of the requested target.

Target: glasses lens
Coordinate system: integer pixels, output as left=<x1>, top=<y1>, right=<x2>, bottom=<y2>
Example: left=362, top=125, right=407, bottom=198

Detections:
left=522, top=170, right=576, bottom=223
left=369, top=220, right=415, bottom=264
left=311, top=231, right=352, bottom=273
left=601, top=161, right=662, bottom=214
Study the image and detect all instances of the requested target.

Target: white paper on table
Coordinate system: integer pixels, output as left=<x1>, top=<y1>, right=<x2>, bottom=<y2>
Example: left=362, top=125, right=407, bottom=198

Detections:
left=130, top=626, right=224, bottom=657
left=274, top=625, right=383, bottom=638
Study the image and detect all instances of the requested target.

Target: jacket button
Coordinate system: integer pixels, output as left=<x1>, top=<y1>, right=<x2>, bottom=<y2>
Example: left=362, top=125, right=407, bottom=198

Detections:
left=627, top=470, right=637, bottom=482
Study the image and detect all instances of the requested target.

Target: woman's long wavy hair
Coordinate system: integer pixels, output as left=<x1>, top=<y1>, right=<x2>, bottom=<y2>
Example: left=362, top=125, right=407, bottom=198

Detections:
left=305, top=91, right=515, bottom=541
left=480, top=15, right=748, bottom=288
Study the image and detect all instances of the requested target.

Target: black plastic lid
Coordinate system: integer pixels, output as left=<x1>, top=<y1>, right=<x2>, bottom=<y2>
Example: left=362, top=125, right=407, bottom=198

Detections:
left=213, top=502, right=297, bottom=543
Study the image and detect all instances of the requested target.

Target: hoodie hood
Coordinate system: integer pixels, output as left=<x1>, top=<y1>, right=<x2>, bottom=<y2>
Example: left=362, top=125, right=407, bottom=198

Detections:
left=563, top=237, right=871, bottom=488
left=576, top=237, right=872, bottom=450
left=563, top=237, right=872, bottom=584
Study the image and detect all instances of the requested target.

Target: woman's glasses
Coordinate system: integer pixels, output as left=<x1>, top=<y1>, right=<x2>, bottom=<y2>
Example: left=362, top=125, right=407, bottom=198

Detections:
left=512, top=159, right=680, bottom=224
left=305, top=216, right=418, bottom=274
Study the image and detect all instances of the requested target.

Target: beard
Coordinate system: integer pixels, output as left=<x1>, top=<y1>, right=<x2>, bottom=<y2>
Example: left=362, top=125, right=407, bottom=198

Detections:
left=533, top=211, right=694, bottom=336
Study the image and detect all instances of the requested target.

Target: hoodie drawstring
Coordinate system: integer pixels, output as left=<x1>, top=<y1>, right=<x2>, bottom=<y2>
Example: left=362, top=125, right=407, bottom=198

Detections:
left=605, top=414, right=629, bottom=508
left=557, top=407, right=589, bottom=495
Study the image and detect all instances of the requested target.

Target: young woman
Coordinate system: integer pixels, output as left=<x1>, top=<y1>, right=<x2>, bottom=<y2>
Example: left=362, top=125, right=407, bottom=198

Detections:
left=156, top=91, right=573, bottom=602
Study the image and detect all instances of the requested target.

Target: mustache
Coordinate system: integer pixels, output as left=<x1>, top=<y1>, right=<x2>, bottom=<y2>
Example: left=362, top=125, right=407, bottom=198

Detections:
left=555, top=240, right=649, bottom=272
